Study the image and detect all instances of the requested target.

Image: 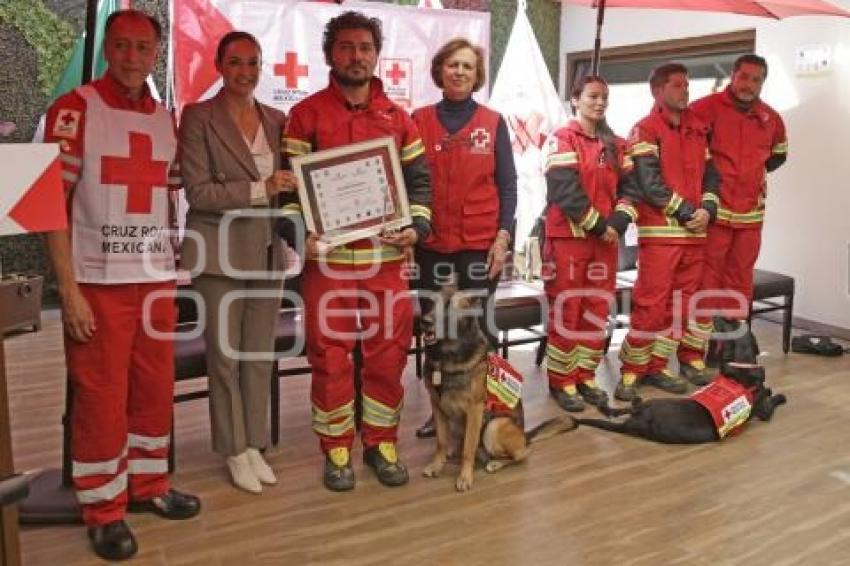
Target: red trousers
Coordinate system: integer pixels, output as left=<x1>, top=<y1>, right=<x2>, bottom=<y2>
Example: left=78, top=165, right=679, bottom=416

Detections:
left=677, top=225, right=761, bottom=362
left=302, top=260, right=413, bottom=453
left=66, top=281, right=176, bottom=527
left=620, top=245, right=704, bottom=376
left=543, top=238, right=616, bottom=388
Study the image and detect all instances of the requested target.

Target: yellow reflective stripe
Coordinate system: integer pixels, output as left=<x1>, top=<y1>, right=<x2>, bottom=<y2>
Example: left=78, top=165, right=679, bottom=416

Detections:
left=279, top=203, right=303, bottom=217
left=621, top=155, right=634, bottom=171
left=718, top=402, right=752, bottom=438
left=772, top=141, right=788, bottom=155
left=400, top=139, right=425, bottom=162
left=362, top=395, right=402, bottom=428
left=579, top=207, right=600, bottom=231
left=615, top=203, right=638, bottom=222
left=620, top=339, right=651, bottom=364
left=312, top=401, right=355, bottom=423
left=664, top=193, right=684, bottom=217
left=486, top=377, right=521, bottom=409
left=546, top=357, right=574, bottom=375
left=284, top=137, right=311, bottom=156
left=717, top=208, right=765, bottom=224
left=546, top=343, right=576, bottom=364
left=651, top=335, right=678, bottom=358
left=410, top=204, right=431, bottom=220
left=322, top=244, right=404, bottom=265
left=545, top=151, right=579, bottom=172
left=630, top=141, right=658, bottom=157
left=702, top=193, right=720, bottom=205
left=681, top=333, right=708, bottom=351
left=312, top=414, right=355, bottom=437
left=638, top=226, right=707, bottom=239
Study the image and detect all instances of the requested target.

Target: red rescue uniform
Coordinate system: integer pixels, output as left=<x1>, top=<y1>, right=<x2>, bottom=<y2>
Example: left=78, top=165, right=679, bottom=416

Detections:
left=542, top=120, right=634, bottom=389
left=282, top=76, right=432, bottom=453
left=619, top=103, right=720, bottom=377
left=45, top=74, right=179, bottom=527
left=678, top=89, right=787, bottom=361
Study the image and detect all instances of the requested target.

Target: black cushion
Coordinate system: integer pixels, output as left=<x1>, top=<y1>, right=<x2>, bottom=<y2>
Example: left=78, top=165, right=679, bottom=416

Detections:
left=752, top=269, right=794, bottom=301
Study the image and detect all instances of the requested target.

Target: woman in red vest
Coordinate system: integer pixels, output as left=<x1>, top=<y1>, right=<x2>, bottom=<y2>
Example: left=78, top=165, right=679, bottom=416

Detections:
left=411, top=38, right=517, bottom=437
left=542, top=76, right=636, bottom=412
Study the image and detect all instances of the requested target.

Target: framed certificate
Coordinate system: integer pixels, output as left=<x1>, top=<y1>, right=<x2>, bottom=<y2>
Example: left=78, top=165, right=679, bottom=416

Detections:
left=290, top=136, right=411, bottom=247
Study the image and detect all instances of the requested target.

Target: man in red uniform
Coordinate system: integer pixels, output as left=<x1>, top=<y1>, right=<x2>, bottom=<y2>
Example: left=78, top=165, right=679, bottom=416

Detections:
left=280, top=11, right=432, bottom=492
left=44, top=9, right=200, bottom=561
left=615, top=63, right=720, bottom=401
left=677, top=54, right=788, bottom=382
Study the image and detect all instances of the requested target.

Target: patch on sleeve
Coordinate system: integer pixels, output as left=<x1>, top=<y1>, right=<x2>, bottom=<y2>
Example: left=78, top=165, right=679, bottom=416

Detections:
left=52, top=109, right=81, bottom=139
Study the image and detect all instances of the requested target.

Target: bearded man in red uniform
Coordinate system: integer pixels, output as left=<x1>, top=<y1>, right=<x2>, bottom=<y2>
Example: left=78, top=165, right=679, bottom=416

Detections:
left=44, top=9, right=200, bottom=561
left=279, top=11, right=432, bottom=492
left=676, top=54, right=788, bottom=382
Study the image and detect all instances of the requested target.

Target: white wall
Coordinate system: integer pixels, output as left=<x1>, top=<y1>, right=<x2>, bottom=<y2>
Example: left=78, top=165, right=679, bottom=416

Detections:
left=560, top=2, right=850, bottom=329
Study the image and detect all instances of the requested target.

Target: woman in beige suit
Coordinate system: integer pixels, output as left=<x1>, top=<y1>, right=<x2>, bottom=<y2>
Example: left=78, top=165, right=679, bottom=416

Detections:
left=179, top=31, right=296, bottom=493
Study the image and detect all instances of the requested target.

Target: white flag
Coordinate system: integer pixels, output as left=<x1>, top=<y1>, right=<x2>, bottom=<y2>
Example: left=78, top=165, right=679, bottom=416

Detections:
left=490, top=1, right=568, bottom=254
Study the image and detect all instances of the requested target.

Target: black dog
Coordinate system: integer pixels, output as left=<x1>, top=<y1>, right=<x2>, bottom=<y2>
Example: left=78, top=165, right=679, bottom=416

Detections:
left=574, top=320, right=787, bottom=444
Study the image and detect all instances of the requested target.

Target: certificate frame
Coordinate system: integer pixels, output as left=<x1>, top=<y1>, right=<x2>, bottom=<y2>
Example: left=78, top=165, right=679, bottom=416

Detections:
left=290, top=136, right=411, bottom=247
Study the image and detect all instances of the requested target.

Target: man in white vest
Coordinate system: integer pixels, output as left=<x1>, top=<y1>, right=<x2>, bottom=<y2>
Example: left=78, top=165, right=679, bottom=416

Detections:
left=44, top=9, right=200, bottom=561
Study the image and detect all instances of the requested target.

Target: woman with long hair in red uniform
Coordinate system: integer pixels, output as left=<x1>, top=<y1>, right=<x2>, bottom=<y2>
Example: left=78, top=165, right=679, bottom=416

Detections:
left=543, top=76, right=636, bottom=413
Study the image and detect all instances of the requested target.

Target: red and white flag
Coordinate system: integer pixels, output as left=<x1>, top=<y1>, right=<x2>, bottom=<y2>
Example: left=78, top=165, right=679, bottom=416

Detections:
left=0, top=144, right=67, bottom=236
left=489, top=0, right=568, bottom=253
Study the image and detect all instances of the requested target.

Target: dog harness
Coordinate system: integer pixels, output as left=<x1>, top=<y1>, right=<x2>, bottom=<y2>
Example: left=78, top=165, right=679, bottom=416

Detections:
left=485, top=354, right=523, bottom=417
left=690, top=375, right=754, bottom=438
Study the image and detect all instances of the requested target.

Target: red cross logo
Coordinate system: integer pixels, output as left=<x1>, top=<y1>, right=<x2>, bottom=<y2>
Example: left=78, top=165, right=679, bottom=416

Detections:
left=101, top=132, right=169, bottom=214
left=508, top=113, right=546, bottom=154
left=470, top=127, right=491, bottom=149
left=60, top=112, right=76, bottom=126
left=385, top=62, right=407, bottom=86
left=274, top=52, right=308, bottom=89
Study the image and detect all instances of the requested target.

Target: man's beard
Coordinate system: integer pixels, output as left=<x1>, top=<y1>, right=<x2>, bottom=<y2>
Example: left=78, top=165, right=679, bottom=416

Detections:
left=730, top=88, right=757, bottom=109
left=332, top=68, right=371, bottom=87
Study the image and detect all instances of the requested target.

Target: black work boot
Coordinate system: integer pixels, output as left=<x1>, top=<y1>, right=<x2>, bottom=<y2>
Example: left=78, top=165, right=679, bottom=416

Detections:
left=576, top=381, right=609, bottom=408
left=127, top=488, right=201, bottom=520
left=363, top=442, right=409, bottom=487
left=643, top=369, right=688, bottom=394
left=88, top=519, right=138, bottom=561
left=550, top=386, right=586, bottom=413
left=323, top=447, right=355, bottom=492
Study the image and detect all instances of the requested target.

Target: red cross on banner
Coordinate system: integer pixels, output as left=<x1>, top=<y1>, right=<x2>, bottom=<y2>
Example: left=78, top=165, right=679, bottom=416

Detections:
left=101, top=132, right=169, bottom=214
left=274, top=52, right=308, bottom=88
left=385, top=62, right=407, bottom=86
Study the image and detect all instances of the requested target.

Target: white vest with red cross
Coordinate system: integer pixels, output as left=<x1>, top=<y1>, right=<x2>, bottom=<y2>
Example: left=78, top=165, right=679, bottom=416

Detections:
left=690, top=375, right=754, bottom=439
left=72, top=85, right=176, bottom=284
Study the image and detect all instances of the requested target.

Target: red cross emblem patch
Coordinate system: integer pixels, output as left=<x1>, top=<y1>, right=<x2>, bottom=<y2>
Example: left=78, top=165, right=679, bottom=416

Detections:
left=52, top=109, right=81, bottom=139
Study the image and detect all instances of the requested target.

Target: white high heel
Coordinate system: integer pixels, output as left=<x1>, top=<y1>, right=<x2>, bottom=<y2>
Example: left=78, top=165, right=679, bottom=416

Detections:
left=246, top=448, right=278, bottom=485
left=227, top=452, right=262, bottom=493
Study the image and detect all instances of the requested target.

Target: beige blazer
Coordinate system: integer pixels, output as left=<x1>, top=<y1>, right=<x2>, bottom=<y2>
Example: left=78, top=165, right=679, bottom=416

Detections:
left=178, top=90, right=286, bottom=277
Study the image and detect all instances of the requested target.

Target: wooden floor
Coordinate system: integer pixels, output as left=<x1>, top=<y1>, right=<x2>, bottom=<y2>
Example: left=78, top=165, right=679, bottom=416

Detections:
left=5, top=310, right=850, bottom=565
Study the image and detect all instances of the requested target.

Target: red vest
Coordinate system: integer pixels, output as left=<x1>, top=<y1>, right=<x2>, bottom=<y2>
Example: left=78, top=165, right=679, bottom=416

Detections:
left=485, top=353, right=523, bottom=417
left=413, top=104, right=500, bottom=252
left=690, top=375, right=754, bottom=438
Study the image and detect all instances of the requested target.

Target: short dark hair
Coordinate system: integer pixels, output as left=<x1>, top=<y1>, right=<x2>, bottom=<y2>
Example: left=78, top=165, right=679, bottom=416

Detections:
left=104, top=9, right=162, bottom=42
left=322, top=11, right=383, bottom=65
left=733, top=54, right=769, bottom=77
left=649, top=62, right=688, bottom=94
left=430, top=38, right=486, bottom=92
left=216, top=31, right=262, bottom=64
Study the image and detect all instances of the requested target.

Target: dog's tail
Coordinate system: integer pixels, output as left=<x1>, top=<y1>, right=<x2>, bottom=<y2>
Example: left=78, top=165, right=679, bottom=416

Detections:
left=573, top=418, right=630, bottom=435
left=525, top=415, right=578, bottom=444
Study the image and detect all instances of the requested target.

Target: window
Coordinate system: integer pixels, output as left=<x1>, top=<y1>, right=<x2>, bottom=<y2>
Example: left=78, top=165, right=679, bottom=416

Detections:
left=564, top=30, right=755, bottom=136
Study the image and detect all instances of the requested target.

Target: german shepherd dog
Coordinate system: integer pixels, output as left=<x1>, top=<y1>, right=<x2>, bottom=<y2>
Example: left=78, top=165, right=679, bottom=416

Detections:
left=419, top=287, right=575, bottom=491
left=574, top=318, right=787, bottom=444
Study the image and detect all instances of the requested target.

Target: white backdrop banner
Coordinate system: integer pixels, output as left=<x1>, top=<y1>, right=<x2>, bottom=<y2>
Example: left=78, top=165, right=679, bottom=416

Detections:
left=171, top=0, right=490, bottom=115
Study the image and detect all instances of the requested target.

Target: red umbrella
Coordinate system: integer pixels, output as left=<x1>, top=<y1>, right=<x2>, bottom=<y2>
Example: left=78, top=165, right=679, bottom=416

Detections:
left=565, top=0, right=850, bottom=73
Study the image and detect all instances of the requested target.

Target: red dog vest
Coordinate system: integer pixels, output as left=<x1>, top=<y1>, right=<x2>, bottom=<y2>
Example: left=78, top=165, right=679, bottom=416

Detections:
left=690, top=375, right=754, bottom=438
left=485, top=354, right=523, bottom=417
